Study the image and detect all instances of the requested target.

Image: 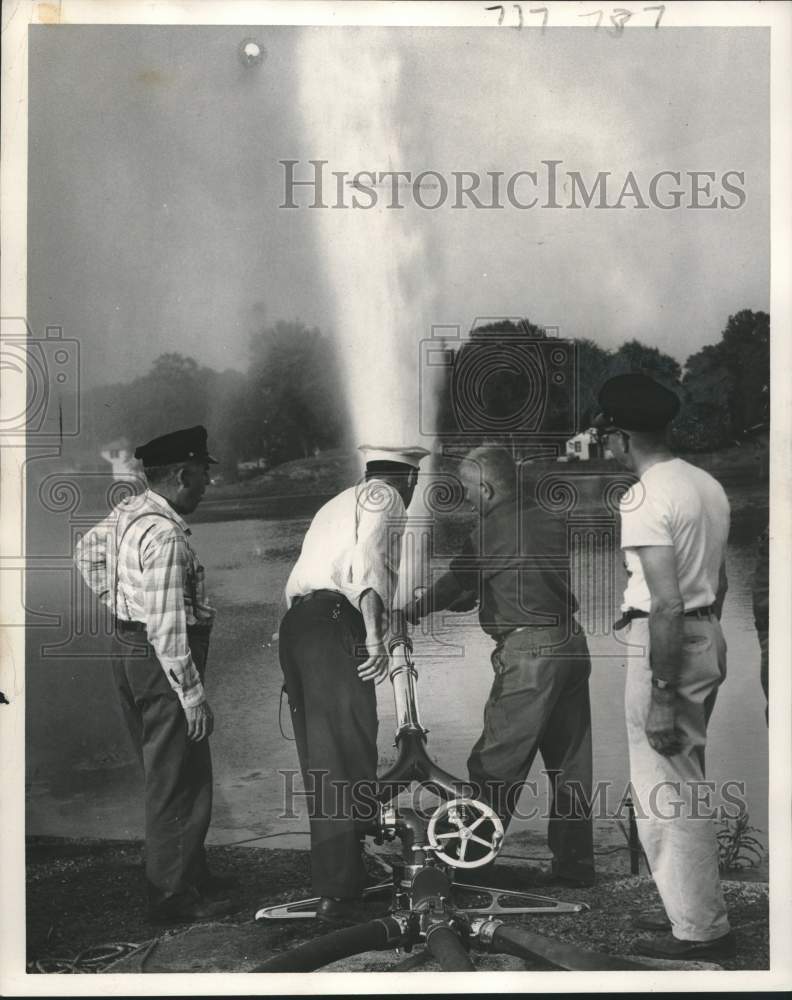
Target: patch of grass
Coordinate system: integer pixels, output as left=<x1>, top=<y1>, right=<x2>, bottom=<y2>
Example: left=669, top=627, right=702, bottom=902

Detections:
left=717, top=813, right=765, bottom=873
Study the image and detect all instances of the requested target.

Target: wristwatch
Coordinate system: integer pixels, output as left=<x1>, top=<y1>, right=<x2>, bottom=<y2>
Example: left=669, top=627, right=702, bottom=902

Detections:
left=651, top=676, right=676, bottom=691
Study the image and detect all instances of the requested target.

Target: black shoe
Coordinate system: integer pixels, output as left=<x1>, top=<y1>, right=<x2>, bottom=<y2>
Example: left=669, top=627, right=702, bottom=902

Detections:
left=199, top=872, right=239, bottom=898
left=315, top=896, right=368, bottom=927
left=148, top=894, right=236, bottom=925
left=634, top=930, right=736, bottom=962
left=634, top=908, right=672, bottom=932
left=530, top=868, right=596, bottom=889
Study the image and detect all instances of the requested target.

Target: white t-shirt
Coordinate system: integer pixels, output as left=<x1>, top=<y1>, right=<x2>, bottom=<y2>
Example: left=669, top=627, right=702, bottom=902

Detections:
left=620, top=458, right=730, bottom=612
left=285, top=480, right=407, bottom=610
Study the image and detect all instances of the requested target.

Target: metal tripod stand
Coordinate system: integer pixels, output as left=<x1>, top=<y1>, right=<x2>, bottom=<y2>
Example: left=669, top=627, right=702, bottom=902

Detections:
left=254, top=614, right=645, bottom=972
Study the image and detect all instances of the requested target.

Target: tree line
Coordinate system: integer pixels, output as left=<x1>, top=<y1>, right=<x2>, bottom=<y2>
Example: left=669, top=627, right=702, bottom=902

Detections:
left=428, top=309, right=768, bottom=454
left=80, top=322, right=348, bottom=483
left=79, top=309, right=769, bottom=482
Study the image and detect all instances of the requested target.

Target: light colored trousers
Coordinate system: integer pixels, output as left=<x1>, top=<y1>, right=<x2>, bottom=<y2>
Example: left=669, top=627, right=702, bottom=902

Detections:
left=623, top=616, right=730, bottom=942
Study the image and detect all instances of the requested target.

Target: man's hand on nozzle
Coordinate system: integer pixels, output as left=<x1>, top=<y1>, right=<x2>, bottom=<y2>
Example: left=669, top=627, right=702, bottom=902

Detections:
left=358, top=639, right=389, bottom=684
left=404, top=598, right=422, bottom=625
left=185, top=700, right=214, bottom=741
left=404, top=586, right=428, bottom=625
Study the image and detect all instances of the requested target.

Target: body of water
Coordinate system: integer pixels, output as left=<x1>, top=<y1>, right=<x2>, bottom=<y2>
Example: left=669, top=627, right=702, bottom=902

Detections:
left=25, top=479, right=769, bottom=874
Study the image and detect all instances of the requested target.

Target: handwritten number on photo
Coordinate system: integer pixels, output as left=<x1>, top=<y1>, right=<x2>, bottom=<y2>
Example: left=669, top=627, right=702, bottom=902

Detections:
left=486, top=4, right=665, bottom=30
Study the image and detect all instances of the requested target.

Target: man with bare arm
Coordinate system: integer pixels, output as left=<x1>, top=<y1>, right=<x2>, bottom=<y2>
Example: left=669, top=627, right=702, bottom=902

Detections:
left=279, top=444, right=428, bottom=926
left=596, top=373, right=735, bottom=961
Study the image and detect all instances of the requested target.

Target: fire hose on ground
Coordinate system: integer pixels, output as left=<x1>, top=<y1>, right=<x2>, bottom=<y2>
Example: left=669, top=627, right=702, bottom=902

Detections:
left=253, top=608, right=650, bottom=972
left=423, top=923, right=476, bottom=972
left=251, top=917, right=404, bottom=973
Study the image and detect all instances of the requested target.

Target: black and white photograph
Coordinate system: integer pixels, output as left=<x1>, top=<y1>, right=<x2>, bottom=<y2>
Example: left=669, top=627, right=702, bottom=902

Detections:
left=1, top=0, right=790, bottom=993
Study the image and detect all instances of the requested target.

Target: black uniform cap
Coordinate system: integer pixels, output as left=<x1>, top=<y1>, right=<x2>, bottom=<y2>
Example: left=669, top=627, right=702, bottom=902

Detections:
left=134, top=425, right=218, bottom=466
left=595, top=373, right=680, bottom=432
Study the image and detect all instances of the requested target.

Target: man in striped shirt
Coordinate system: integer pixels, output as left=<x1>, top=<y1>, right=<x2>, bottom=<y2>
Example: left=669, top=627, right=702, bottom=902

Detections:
left=74, top=425, right=234, bottom=922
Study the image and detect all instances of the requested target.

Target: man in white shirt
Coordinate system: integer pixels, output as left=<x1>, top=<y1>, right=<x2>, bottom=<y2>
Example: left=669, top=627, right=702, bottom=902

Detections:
left=280, top=444, right=428, bottom=926
left=595, top=373, right=734, bottom=962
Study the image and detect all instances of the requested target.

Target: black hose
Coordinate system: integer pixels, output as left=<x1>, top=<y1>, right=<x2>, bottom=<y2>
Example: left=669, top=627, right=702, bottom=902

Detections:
left=492, top=924, right=647, bottom=972
left=425, top=924, right=476, bottom=972
left=251, top=917, right=403, bottom=973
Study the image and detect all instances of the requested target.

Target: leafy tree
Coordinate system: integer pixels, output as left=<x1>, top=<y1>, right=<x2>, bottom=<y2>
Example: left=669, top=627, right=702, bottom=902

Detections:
left=717, top=309, right=770, bottom=433
left=76, top=327, right=349, bottom=473
left=435, top=317, right=580, bottom=443
left=606, top=339, right=682, bottom=388
left=573, top=338, right=613, bottom=429
left=77, top=354, right=211, bottom=453
left=246, top=321, right=348, bottom=465
left=468, top=319, right=547, bottom=428
left=120, top=353, right=213, bottom=444
left=673, top=344, right=734, bottom=451
left=674, top=310, right=769, bottom=451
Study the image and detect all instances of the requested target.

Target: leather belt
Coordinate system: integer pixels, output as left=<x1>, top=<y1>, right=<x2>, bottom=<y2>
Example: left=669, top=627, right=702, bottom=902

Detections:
left=116, top=619, right=213, bottom=634
left=117, top=619, right=146, bottom=633
left=292, top=589, right=345, bottom=606
left=492, top=622, right=563, bottom=648
left=614, top=605, right=715, bottom=631
left=507, top=623, right=559, bottom=637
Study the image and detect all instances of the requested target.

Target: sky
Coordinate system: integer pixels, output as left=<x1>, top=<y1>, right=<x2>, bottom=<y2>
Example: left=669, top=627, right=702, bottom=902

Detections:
left=28, top=24, right=769, bottom=416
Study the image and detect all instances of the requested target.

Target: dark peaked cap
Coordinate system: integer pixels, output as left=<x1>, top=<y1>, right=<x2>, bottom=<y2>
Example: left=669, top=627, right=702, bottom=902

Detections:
left=134, top=425, right=218, bottom=466
left=596, top=373, right=681, bottom=431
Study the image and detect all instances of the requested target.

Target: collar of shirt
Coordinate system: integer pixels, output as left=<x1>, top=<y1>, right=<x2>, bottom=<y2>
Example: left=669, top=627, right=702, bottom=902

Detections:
left=141, top=488, right=191, bottom=535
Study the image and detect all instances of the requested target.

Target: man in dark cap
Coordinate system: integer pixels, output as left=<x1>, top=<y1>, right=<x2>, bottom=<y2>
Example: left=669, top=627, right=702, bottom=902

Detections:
left=595, top=373, right=734, bottom=960
left=75, top=425, right=235, bottom=922
left=280, top=444, right=428, bottom=926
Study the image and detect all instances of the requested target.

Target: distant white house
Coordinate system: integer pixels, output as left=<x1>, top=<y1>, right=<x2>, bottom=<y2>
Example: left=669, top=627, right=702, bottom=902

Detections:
left=559, top=428, right=603, bottom=462
left=237, top=457, right=269, bottom=478
left=100, top=439, right=141, bottom=481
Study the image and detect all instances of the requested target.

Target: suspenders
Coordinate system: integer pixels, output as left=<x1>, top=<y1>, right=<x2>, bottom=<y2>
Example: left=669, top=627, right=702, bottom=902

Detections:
left=112, top=508, right=199, bottom=623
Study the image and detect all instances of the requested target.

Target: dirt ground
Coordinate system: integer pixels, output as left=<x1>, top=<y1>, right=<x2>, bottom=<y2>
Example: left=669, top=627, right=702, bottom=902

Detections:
left=26, top=836, right=768, bottom=974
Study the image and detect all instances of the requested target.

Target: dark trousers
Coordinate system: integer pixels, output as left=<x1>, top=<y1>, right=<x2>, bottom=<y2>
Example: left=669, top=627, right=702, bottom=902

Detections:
left=279, top=594, right=378, bottom=899
left=113, top=625, right=213, bottom=904
left=467, top=624, right=595, bottom=882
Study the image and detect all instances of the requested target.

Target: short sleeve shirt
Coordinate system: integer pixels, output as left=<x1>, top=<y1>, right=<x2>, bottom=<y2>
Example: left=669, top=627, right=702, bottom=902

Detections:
left=620, top=458, right=730, bottom=612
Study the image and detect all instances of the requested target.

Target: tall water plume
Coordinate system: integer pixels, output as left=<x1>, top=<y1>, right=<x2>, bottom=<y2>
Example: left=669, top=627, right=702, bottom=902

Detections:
left=297, top=31, right=440, bottom=608
left=296, top=30, right=436, bottom=450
